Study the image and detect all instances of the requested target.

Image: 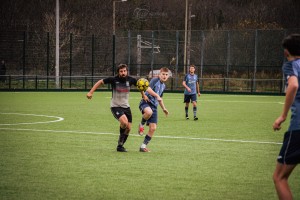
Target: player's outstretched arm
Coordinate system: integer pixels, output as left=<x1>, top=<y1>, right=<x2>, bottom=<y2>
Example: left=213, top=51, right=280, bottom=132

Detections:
left=87, top=79, right=104, bottom=99
left=146, top=87, right=160, bottom=99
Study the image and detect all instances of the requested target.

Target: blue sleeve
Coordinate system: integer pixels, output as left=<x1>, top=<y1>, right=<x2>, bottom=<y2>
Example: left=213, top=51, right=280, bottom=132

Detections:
left=283, top=61, right=298, bottom=82
left=149, top=78, right=160, bottom=90
left=183, top=74, right=188, bottom=82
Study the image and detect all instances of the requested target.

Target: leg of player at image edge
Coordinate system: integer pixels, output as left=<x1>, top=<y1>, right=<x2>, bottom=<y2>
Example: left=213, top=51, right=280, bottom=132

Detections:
left=140, top=135, right=151, bottom=152
left=193, top=106, right=198, bottom=120
left=185, top=106, right=189, bottom=120
left=117, top=127, right=128, bottom=152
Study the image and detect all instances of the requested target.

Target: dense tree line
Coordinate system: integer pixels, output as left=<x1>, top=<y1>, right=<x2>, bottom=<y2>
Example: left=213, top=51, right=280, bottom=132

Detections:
left=0, top=0, right=299, bottom=79
left=1, top=0, right=300, bottom=36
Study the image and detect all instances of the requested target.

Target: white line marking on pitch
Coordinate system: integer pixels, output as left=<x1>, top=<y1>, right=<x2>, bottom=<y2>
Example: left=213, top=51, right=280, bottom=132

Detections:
left=0, top=127, right=281, bottom=145
left=0, top=113, right=64, bottom=125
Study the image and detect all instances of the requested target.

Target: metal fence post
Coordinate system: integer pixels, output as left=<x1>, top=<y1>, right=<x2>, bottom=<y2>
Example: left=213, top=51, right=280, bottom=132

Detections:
left=47, top=32, right=50, bottom=89
left=175, top=30, right=179, bottom=89
left=128, top=30, right=131, bottom=74
left=92, top=34, right=95, bottom=77
left=113, top=34, right=116, bottom=76
left=253, top=30, right=258, bottom=92
left=199, top=31, right=205, bottom=91
left=69, top=33, right=73, bottom=88
left=226, top=30, right=231, bottom=92
left=23, top=31, right=26, bottom=89
left=35, top=75, right=38, bottom=90
left=151, top=31, right=154, bottom=74
left=137, top=34, right=141, bottom=76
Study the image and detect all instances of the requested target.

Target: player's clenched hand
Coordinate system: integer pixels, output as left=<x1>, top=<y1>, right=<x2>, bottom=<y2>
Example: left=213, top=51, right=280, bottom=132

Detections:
left=86, top=92, right=93, bottom=99
left=273, top=116, right=286, bottom=131
left=163, top=109, right=169, bottom=117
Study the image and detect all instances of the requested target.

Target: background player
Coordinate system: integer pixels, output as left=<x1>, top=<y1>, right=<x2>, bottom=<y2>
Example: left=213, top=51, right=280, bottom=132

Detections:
left=182, top=64, right=201, bottom=120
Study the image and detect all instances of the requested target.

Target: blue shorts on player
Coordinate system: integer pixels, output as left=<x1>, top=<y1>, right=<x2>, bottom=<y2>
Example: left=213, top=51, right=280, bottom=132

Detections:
left=139, top=100, right=158, bottom=124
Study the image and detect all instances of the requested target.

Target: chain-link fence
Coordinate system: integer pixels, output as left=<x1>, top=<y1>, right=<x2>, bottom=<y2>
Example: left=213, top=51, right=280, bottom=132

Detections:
left=1, top=29, right=299, bottom=93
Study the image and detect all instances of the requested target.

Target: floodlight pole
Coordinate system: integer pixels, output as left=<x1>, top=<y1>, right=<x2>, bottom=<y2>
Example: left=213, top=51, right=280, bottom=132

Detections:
left=55, top=0, right=60, bottom=88
left=187, top=6, right=196, bottom=68
left=187, top=3, right=192, bottom=67
left=113, top=0, right=127, bottom=76
left=183, top=0, right=188, bottom=74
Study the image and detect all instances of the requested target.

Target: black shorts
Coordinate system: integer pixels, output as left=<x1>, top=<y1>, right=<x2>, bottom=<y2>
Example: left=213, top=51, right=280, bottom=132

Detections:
left=110, top=107, right=132, bottom=123
left=184, top=94, right=197, bottom=103
left=277, top=130, right=300, bottom=165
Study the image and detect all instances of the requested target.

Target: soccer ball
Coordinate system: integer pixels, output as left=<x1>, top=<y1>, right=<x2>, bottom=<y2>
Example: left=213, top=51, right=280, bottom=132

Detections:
left=136, top=78, right=149, bottom=92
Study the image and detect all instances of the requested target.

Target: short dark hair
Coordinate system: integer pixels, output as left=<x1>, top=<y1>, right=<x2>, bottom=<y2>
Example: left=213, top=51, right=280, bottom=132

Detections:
left=282, top=34, right=300, bottom=56
left=117, top=64, right=128, bottom=73
left=160, top=67, right=169, bottom=72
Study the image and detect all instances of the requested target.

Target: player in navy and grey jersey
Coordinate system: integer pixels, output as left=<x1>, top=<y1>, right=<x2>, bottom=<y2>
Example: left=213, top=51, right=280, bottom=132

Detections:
left=272, top=34, right=300, bottom=200
left=104, top=75, right=136, bottom=108
left=87, top=64, right=144, bottom=152
left=182, top=64, right=201, bottom=120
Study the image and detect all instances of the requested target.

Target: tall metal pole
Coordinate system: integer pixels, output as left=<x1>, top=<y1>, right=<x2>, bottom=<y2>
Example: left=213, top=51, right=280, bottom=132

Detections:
left=112, top=0, right=127, bottom=76
left=127, top=31, right=131, bottom=74
left=113, top=1, right=116, bottom=76
left=200, top=31, right=205, bottom=79
left=183, top=0, right=188, bottom=74
left=113, top=1, right=116, bottom=36
left=187, top=3, right=192, bottom=67
left=137, top=35, right=141, bottom=77
left=253, top=29, right=258, bottom=92
left=55, top=0, right=60, bottom=88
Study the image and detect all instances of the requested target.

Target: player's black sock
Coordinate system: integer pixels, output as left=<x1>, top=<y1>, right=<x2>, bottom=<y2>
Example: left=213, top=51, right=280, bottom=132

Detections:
left=141, top=118, right=147, bottom=125
left=118, top=127, right=127, bottom=146
left=123, top=134, right=129, bottom=144
left=143, top=134, right=152, bottom=145
left=193, top=106, right=197, bottom=117
left=185, top=107, right=188, bottom=116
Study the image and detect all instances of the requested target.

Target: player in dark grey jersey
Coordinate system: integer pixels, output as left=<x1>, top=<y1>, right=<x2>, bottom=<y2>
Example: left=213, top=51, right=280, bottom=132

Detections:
left=87, top=64, right=144, bottom=152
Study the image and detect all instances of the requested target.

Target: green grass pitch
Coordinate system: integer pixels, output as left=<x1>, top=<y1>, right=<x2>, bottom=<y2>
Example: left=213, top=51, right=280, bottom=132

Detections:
left=0, top=92, right=299, bottom=200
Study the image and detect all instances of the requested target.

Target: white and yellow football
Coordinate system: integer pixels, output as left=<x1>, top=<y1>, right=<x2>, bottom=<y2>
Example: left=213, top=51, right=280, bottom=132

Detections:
left=136, top=78, right=149, bottom=92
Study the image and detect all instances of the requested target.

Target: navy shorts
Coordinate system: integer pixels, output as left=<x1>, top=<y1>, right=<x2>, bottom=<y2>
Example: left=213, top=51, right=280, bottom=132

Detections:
left=184, top=94, right=197, bottom=103
left=110, top=107, right=132, bottom=123
left=139, top=100, right=158, bottom=124
left=277, top=130, right=300, bottom=165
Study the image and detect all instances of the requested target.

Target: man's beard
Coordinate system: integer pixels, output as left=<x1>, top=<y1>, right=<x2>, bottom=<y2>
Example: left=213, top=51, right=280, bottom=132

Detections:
left=119, top=75, right=127, bottom=82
